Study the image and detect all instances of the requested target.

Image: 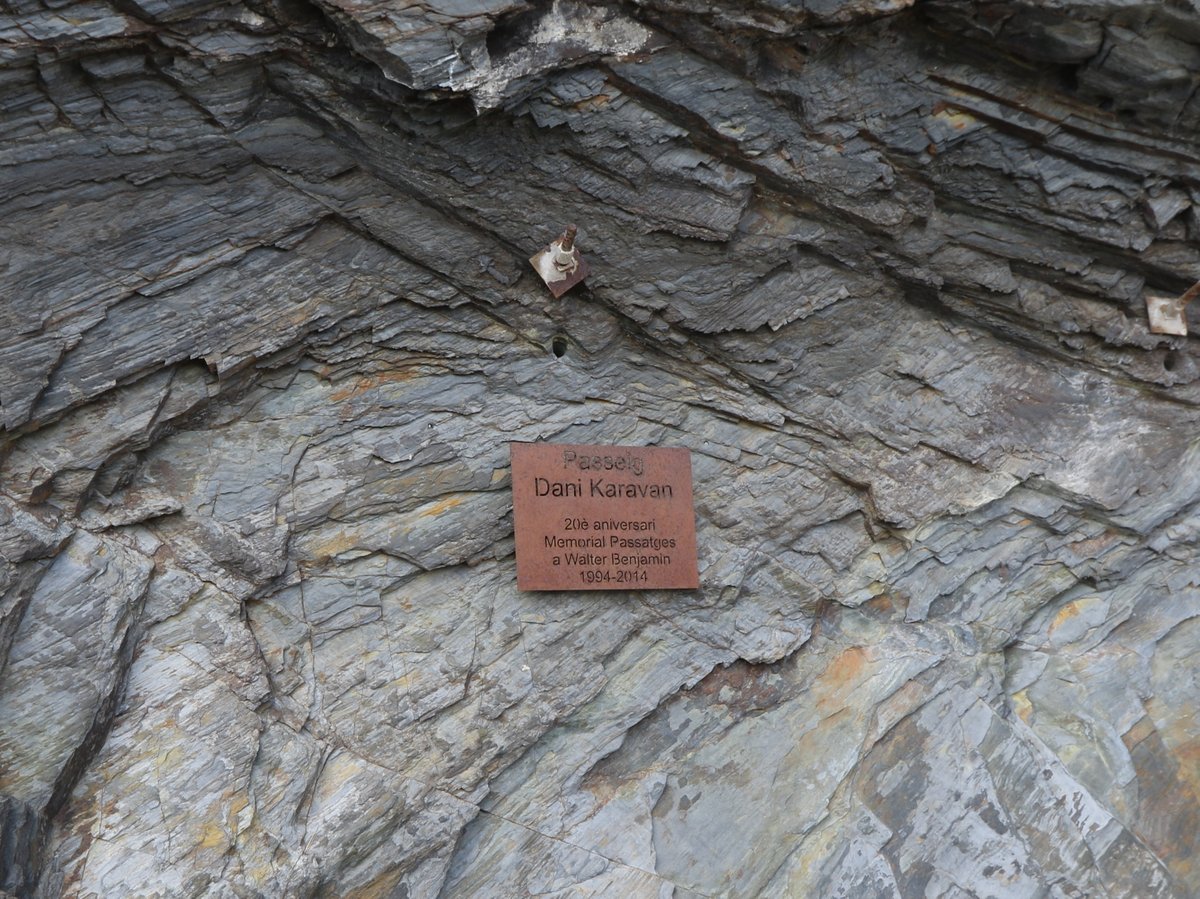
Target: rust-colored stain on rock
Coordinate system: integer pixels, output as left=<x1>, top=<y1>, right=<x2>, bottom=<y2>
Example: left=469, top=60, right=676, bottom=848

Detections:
left=510, top=442, right=699, bottom=591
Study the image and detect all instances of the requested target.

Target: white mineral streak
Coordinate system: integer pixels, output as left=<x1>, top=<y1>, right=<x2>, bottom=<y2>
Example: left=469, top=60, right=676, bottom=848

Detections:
left=458, top=1, right=655, bottom=109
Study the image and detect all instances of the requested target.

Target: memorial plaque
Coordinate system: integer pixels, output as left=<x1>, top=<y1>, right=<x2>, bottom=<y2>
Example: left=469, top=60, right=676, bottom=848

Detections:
left=511, top=442, right=700, bottom=591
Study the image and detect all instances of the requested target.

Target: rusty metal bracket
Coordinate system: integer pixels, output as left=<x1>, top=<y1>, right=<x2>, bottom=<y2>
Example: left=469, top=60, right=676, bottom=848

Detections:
left=1146, top=279, right=1200, bottom=336
left=530, top=224, right=589, bottom=298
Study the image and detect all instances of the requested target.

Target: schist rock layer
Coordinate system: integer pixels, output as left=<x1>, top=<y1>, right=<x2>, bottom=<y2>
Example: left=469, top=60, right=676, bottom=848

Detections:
left=2, top=0, right=1199, bottom=896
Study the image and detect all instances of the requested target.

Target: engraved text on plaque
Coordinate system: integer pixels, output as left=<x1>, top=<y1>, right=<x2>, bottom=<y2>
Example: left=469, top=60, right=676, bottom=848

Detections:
left=510, top=442, right=700, bottom=591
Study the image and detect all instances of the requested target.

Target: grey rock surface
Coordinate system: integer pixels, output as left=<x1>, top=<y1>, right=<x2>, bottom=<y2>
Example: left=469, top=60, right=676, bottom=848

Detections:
left=1, top=0, right=1198, bottom=896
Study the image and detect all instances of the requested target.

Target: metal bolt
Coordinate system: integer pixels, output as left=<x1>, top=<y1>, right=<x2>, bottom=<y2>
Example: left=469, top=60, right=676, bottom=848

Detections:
left=530, top=223, right=589, bottom=298
left=1181, top=279, right=1200, bottom=306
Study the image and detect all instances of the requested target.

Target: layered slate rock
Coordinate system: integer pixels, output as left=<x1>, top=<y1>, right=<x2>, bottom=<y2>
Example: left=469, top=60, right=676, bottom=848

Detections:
left=1, top=0, right=1198, bottom=896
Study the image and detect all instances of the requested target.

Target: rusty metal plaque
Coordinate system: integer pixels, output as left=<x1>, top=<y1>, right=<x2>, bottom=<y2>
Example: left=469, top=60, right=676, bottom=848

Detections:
left=511, top=442, right=699, bottom=591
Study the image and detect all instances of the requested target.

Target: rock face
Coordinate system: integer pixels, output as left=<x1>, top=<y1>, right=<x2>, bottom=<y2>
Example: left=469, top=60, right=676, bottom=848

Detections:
left=2, top=0, right=1199, bottom=895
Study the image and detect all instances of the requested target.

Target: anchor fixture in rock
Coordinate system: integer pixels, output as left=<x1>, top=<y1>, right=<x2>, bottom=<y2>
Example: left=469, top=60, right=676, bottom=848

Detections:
left=530, top=224, right=589, bottom=298
left=1146, top=279, right=1200, bottom=336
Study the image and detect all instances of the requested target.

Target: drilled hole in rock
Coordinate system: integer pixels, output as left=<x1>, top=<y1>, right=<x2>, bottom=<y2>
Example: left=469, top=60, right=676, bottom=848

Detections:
left=551, top=336, right=568, bottom=358
left=1164, top=351, right=1180, bottom=372
left=1057, top=65, right=1079, bottom=93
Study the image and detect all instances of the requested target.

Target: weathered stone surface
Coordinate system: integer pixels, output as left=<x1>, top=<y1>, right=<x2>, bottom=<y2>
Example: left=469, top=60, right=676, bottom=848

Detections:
left=2, top=0, right=1198, bottom=896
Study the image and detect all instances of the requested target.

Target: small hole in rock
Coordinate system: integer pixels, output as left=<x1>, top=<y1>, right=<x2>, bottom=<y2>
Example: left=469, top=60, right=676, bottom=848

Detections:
left=1057, top=65, right=1078, bottom=93
left=551, top=336, right=568, bottom=358
left=1164, top=351, right=1180, bottom=372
